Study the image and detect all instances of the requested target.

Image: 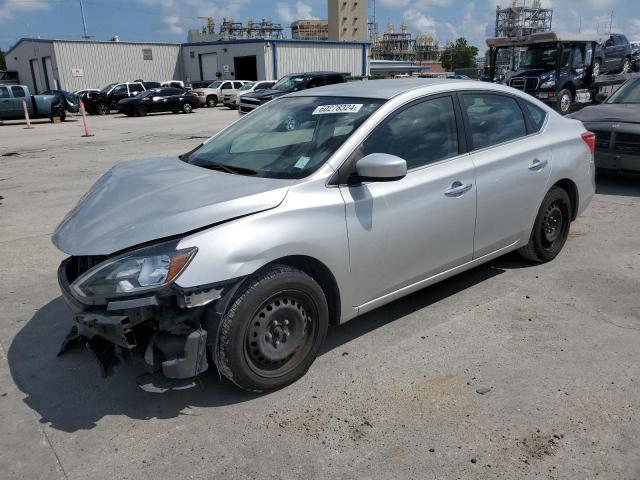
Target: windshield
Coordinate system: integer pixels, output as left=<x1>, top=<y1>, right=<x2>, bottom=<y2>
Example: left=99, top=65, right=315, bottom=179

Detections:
left=606, top=79, right=640, bottom=104
left=272, top=75, right=306, bottom=92
left=519, top=46, right=570, bottom=69
left=137, top=90, right=157, bottom=99
left=240, top=82, right=255, bottom=91
left=100, top=83, right=116, bottom=93
left=186, top=96, right=384, bottom=179
left=207, top=81, right=222, bottom=89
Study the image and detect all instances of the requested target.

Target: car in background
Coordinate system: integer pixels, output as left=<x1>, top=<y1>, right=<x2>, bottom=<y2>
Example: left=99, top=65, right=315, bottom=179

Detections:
left=238, top=72, right=346, bottom=115
left=191, top=80, right=250, bottom=107
left=222, top=80, right=276, bottom=109
left=568, top=77, right=640, bottom=173
left=42, top=89, right=80, bottom=113
left=0, top=84, right=67, bottom=122
left=161, top=81, right=185, bottom=89
left=631, top=42, right=640, bottom=72
left=53, top=79, right=595, bottom=392
left=594, top=33, right=633, bottom=76
left=117, top=87, right=199, bottom=116
left=74, top=88, right=100, bottom=98
left=82, top=82, right=149, bottom=115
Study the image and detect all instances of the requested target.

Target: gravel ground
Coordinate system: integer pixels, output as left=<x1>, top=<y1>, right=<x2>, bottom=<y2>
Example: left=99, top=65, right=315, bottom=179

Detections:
left=0, top=108, right=639, bottom=480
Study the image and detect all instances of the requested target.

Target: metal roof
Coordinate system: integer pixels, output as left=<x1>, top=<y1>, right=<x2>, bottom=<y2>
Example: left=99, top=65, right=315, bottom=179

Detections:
left=7, top=37, right=181, bottom=54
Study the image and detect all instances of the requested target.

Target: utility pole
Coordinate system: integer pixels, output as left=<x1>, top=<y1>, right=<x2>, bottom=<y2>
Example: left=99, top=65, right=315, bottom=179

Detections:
left=608, top=10, right=613, bottom=34
left=79, top=0, right=90, bottom=40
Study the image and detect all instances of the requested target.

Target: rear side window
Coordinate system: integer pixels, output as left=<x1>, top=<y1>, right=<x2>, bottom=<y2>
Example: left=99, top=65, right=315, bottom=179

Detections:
left=129, top=84, right=144, bottom=94
left=233, top=82, right=243, bottom=89
left=0, top=86, right=9, bottom=98
left=462, top=94, right=527, bottom=150
left=306, top=76, right=326, bottom=89
left=326, top=75, right=345, bottom=85
left=361, top=96, right=459, bottom=170
left=522, top=101, right=547, bottom=132
left=11, top=86, right=26, bottom=97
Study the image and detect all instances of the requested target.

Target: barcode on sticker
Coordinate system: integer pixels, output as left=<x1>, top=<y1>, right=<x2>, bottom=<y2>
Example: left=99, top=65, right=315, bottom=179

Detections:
left=312, top=104, right=363, bottom=115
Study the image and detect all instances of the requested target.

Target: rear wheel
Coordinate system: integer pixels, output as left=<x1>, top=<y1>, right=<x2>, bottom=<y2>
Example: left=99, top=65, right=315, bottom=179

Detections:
left=593, top=59, right=602, bottom=77
left=95, top=103, right=109, bottom=115
left=206, top=96, right=217, bottom=108
left=182, top=103, right=193, bottom=113
left=519, top=186, right=572, bottom=263
left=215, top=265, right=329, bottom=392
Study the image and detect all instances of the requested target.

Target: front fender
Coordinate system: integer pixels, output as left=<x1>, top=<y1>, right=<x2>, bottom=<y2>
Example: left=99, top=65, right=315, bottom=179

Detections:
left=174, top=179, right=355, bottom=321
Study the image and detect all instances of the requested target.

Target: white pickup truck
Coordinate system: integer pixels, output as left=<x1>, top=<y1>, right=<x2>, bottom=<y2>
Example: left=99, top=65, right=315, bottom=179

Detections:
left=191, top=80, right=250, bottom=107
left=0, top=84, right=67, bottom=122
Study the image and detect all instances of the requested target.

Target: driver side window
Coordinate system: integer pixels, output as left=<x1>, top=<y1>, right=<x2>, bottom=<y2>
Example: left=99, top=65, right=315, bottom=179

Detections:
left=357, top=96, right=459, bottom=170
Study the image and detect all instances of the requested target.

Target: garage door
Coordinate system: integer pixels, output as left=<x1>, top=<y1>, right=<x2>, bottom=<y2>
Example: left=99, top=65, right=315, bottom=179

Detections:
left=199, top=53, right=218, bottom=82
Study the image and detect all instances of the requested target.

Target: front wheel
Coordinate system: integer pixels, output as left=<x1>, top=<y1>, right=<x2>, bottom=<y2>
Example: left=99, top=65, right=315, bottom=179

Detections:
left=206, top=96, right=217, bottom=108
left=215, top=265, right=329, bottom=392
left=556, top=89, right=573, bottom=115
left=95, top=103, right=109, bottom=115
left=182, top=103, right=193, bottom=113
left=621, top=57, right=631, bottom=74
left=518, top=186, right=572, bottom=263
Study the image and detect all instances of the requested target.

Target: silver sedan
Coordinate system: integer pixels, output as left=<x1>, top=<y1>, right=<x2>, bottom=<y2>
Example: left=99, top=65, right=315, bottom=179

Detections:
left=53, top=79, right=596, bottom=392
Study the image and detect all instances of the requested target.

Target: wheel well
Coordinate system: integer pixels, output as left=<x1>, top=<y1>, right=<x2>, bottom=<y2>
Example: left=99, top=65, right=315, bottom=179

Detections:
left=560, top=83, right=576, bottom=95
left=553, top=179, right=579, bottom=220
left=267, top=255, right=341, bottom=325
left=207, top=94, right=217, bottom=100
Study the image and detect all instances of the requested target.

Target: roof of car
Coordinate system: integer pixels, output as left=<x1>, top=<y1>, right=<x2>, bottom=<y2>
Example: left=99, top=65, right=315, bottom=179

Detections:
left=287, top=78, right=462, bottom=100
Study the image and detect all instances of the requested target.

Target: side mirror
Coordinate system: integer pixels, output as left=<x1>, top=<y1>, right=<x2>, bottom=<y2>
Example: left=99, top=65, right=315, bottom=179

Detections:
left=354, top=153, right=407, bottom=183
left=595, top=92, right=608, bottom=103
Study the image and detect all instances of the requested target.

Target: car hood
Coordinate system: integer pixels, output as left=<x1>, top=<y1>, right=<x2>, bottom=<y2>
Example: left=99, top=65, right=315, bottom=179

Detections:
left=568, top=103, right=640, bottom=124
left=52, top=157, right=293, bottom=256
left=242, top=89, right=289, bottom=101
left=193, top=88, right=215, bottom=94
left=118, top=97, right=137, bottom=105
left=509, top=68, right=549, bottom=78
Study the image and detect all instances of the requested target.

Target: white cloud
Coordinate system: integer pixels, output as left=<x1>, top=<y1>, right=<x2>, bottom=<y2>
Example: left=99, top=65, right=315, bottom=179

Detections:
left=276, top=1, right=318, bottom=24
left=163, top=16, right=184, bottom=34
left=380, top=0, right=452, bottom=7
left=403, top=8, right=436, bottom=34
left=0, top=0, right=50, bottom=23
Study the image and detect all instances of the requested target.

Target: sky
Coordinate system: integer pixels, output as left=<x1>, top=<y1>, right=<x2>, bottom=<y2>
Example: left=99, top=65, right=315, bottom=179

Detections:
left=1, top=0, right=640, bottom=52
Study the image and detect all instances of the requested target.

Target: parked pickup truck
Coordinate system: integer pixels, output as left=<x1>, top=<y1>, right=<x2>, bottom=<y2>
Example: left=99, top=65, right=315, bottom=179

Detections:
left=0, top=84, right=67, bottom=122
left=594, top=33, right=633, bottom=76
left=485, top=32, right=630, bottom=115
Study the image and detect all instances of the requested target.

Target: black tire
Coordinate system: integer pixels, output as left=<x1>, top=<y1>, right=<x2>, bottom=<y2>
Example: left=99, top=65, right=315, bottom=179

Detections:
left=215, top=265, right=329, bottom=392
left=556, top=89, right=573, bottom=115
left=182, top=103, right=193, bottom=113
left=206, top=96, right=217, bottom=108
left=518, top=186, right=572, bottom=263
left=621, top=57, right=631, bottom=74
left=135, top=105, right=147, bottom=117
left=593, top=59, right=602, bottom=77
left=95, top=103, right=109, bottom=115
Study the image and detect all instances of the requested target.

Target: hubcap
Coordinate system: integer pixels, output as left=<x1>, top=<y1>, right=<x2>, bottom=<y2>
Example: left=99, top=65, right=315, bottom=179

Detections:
left=560, top=94, right=571, bottom=112
left=542, top=203, right=564, bottom=244
left=245, top=290, right=316, bottom=376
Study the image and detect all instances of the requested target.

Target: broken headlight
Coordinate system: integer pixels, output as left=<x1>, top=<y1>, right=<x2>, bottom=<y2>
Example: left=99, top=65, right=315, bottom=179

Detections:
left=71, top=241, right=196, bottom=299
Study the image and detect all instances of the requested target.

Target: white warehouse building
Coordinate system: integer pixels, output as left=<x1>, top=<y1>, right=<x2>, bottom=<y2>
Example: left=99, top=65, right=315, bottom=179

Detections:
left=6, top=37, right=369, bottom=93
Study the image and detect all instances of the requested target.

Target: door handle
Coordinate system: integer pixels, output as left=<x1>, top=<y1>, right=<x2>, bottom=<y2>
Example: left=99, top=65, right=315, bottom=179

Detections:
left=528, top=159, right=548, bottom=171
left=444, top=181, right=473, bottom=197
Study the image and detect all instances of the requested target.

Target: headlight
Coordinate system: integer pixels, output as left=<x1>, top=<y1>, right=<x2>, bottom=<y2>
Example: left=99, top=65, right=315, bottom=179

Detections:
left=71, top=241, right=196, bottom=299
left=540, top=80, right=555, bottom=89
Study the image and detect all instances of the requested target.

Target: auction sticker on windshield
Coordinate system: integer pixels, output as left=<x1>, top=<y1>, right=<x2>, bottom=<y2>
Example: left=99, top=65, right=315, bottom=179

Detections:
left=312, top=104, right=363, bottom=115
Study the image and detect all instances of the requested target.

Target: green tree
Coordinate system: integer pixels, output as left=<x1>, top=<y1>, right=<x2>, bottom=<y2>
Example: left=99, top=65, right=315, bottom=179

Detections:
left=440, top=37, right=479, bottom=71
left=0, top=49, right=6, bottom=71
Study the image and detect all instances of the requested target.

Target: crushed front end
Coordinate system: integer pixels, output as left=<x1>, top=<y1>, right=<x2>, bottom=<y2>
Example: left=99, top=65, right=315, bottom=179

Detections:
left=56, top=241, right=237, bottom=390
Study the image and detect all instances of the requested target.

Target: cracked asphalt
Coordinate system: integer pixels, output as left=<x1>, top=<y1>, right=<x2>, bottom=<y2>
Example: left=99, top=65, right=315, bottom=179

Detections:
left=0, top=108, right=639, bottom=480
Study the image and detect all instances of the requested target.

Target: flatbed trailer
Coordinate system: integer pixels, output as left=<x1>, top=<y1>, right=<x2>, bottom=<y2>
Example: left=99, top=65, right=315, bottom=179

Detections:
left=484, top=32, right=632, bottom=114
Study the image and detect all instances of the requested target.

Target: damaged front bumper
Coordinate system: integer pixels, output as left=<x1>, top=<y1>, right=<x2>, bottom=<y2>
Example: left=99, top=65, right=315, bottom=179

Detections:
left=57, top=256, right=238, bottom=388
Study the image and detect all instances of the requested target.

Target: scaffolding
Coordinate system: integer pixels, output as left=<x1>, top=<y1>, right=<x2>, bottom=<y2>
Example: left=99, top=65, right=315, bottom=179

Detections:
left=370, top=22, right=440, bottom=62
left=291, top=20, right=329, bottom=40
left=218, top=18, right=285, bottom=40
left=493, top=1, right=553, bottom=70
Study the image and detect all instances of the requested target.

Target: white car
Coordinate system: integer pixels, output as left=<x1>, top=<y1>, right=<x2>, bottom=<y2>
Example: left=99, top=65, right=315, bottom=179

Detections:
left=222, top=80, right=276, bottom=109
left=192, top=80, right=250, bottom=107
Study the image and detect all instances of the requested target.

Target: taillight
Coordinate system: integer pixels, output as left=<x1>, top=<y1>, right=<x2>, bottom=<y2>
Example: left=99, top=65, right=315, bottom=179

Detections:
left=581, top=131, right=596, bottom=155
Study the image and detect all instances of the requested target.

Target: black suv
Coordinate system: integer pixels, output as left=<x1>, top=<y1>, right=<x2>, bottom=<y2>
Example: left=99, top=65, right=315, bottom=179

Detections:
left=239, top=72, right=346, bottom=115
left=594, top=34, right=633, bottom=76
left=83, top=82, right=160, bottom=115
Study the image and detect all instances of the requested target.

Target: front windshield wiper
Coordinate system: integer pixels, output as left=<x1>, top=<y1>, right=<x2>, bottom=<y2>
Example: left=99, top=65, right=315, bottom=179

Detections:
left=201, top=162, right=258, bottom=176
